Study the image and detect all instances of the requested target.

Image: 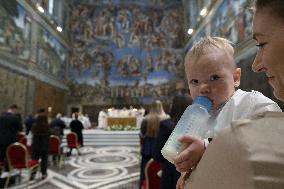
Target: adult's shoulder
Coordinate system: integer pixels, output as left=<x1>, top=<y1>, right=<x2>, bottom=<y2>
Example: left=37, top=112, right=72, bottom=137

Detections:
left=185, top=111, right=284, bottom=189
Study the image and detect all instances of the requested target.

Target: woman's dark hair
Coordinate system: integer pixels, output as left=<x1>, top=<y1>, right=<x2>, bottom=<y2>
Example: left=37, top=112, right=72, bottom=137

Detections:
left=32, top=115, right=49, bottom=135
left=254, top=0, right=284, bottom=21
left=36, top=115, right=48, bottom=125
left=9, top=104, right=18, bottom=109
left=170, top=93, right=193, bottom=125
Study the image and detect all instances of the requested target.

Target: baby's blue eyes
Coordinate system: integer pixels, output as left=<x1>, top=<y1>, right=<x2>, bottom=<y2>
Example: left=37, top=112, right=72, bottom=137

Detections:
left=190, top=79, right=198, bottom=85
left=210, top=75, right=220, bottom=81
left=256, top=42, right=266, bottom=49
left=190, top=75, right=220, bottom=85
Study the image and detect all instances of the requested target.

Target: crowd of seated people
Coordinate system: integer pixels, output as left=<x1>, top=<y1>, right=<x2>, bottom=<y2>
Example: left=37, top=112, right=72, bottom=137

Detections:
left=0, top=105, right=86, bottom=187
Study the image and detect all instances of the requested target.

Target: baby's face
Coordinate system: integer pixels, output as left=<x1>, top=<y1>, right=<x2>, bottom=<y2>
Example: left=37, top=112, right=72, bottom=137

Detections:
left=186, top=51, right=241, bottom=110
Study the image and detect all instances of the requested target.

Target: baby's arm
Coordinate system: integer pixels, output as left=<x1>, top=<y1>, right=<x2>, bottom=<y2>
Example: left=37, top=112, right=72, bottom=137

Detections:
left=173, top=135, right=205, bottom=172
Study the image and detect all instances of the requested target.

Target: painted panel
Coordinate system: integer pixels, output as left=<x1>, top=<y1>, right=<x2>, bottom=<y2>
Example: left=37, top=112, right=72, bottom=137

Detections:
left=0, top=67, right=27, bottom=114
left=188, top=0, right=253, bottom=48
left=0, top=1, right=31, bottom=60
left=207, top=0, right=252, bottom=43
left=37, top=25, right=67, bottom=80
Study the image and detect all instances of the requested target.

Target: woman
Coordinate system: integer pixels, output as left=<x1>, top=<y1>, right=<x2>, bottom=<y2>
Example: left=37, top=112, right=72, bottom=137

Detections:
left=31, top=112, right=50, bottom=179
left=251, top=0, right=284, bottom=101
left=139, top=100, right=169, bottom=189
left=153, top=93, right=192, bottom=189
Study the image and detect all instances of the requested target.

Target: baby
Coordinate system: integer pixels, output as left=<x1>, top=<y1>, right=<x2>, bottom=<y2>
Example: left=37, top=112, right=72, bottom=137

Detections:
left=174, top=36, right=281, bottom=188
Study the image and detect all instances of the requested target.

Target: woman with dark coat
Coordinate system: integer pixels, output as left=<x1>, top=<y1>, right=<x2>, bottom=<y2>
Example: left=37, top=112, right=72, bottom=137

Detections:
left=31, top=111, right=50, bottom=179
left=139, top=100, right=169, bottom=189
left=153, top=93, right=192, bottom=189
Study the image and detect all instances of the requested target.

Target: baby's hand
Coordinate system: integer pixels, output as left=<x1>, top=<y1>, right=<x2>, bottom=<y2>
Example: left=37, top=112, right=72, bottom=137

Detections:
left=173, top=135, right=205, bottom=172
left=176, top=171, right=191, bottom=189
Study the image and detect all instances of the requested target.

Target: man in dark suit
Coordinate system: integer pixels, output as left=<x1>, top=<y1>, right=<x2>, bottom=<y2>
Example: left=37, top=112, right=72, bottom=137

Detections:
left=0, top=104, right=23, bottom=170
left=50, top=113, right=66, bottom=140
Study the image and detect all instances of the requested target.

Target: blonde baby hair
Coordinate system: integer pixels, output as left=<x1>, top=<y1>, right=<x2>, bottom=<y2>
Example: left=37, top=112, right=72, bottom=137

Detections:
left=184, top=36, right=235, bottom=68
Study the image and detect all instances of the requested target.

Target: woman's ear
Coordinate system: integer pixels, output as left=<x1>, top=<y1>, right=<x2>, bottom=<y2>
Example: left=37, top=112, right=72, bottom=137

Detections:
left=233, top=68, right=241, bottom=87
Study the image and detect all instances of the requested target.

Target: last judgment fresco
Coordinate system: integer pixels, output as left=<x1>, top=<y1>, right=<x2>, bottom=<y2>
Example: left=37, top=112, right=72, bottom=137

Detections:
left=68, top=0, right=184, bottom=105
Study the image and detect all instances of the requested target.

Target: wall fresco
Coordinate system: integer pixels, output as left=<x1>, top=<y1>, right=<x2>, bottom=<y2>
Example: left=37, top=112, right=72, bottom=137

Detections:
left=37, top=26, right=68, bottom=80
left=0, top=1, right=31, bottom=60
left=187, top=0, right=253, bottom=49
left=208, top=0, right=252, bottom=43
left=0, top=67, right=27, bottom=114
left=68, top=0, right=184, bottom=105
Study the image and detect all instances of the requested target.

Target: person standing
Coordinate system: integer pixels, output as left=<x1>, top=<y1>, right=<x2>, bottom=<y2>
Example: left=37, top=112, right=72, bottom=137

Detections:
left=24, top=114, right=35, bottom=135
left=98, top=109, right=107, bottom=129
left=153, top=93, right=192, bottom=189
left=50, top=113, right=66, bottom=140
left=70, top=113, right=84, bottom=146
left=31, top=109, right=50, bottom=179
left=0, top=104, right=22, bottom=170
left=139, top=100, right=169, bottom=189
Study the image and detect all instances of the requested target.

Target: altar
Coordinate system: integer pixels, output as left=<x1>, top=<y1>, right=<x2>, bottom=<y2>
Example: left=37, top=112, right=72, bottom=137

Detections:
left=107, top=117, right=136, bottom=127
left=98, top=107, right=145, bottom=130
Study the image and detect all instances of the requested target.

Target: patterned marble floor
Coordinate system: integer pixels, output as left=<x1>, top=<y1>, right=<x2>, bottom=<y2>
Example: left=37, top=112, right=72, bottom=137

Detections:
left=6, top=145, right=141, bottom=189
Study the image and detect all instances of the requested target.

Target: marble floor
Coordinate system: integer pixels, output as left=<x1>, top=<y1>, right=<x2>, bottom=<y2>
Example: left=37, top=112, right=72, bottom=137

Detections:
left=1, top=129, right=141, bottom=189
left=5, top=145, right=141, bottom=189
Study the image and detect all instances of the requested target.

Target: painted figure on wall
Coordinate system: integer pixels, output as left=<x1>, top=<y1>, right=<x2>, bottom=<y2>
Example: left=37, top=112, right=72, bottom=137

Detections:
left=37, top=27, right=67, bottom=80
left=0, top=3, right=31, bottom=60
